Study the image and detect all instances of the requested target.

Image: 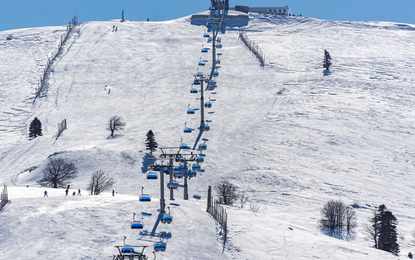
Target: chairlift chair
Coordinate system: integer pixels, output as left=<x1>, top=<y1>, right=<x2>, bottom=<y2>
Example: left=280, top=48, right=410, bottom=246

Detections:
left=179, top=165, right=188, bottom=171
left=196, top=157, right=204, bottom=163
left=198, top=143, right=207, bottom=150
left=146, top=171, right=158, bottom=180
left=131, top=213, right=144, bottom=229
left=167, top=181, right=179, bottom=190
left=192, top=164, right=201, bottom=170
left=153, top=233, right=167, bottom=252
left=173, top=171, right=184, bottom=178
left=198, top=57, right=205, bottom=66
left=213, top=71, right=219, bottom=77
left=184, top=123, right=192, bottom=133
left=139, top=186, right=151, bottom=202
left=204, top=101, right=212, bottom=108
left=187, top=104, right=195, bottom=114
left=161, top=207, right=173, bottom=224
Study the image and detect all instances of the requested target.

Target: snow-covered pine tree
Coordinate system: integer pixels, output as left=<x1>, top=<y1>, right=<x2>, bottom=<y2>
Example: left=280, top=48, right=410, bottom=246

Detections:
left=368, top=205, right=400, bottom=255
left=29, top=117, right=42, bottom=138
left=145, top=130, right=158, bottom=154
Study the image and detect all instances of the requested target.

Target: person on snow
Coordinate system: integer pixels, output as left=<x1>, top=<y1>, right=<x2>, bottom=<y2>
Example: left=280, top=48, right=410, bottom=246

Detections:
left=72, top=191, right=76, bottom=196
left=78, top=189, right=81, bottom=196
left=44, top=190, right=48, bottom=197
left=65, top=189, right=68, bottom=196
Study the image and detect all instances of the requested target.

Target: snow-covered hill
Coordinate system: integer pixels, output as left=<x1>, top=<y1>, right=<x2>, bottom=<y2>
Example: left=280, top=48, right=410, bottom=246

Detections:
left=1, top=13, right=415, bottom=259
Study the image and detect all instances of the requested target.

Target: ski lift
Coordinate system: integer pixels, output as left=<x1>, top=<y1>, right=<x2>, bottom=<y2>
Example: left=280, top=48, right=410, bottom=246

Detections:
left=196, top=157, right=204, bottom=163
left=199, top=143, right=207, bottom=150
left=204, top=125, right=210, bottom=131
left=213, top=71, right=219, bottom=77
left=215, top=59, right=221, bottom=64
left=204, top=98, right=212, bottom=108
left=167, top=181, right=179, bottom=190
left=146, top=171, right=158, bottom=180
left=161, top=207, right=173, bottom=224
left=206, top=24, right=212, bottom=29
left=198, top=57, right=205, bottom=66
left=164, top=168, right=170, bottom=174
left=184, top=123, right=192, bottom=133
left=179, top=165, right=188, bottom=171
left=190, top=88, right=198, bottom=93
left=131, top=213, right=144, bottom=229
left=192, top=164, right=201, bottom=170
left=153, top=233, right=167, bottom=252
left=180, top=145, right=190, bottom=149
left=203, top=32, right=210, bottom=38
left=114, top=237, right=148, bottom=260
left=139, top=186, right=151, bottom=202
left=209, top=7, right=215, bottom=10
left=184, top=171, right=192, bottom=177
left=201, top=44, right=210, bottom=53
left=174, top=171, right=184, bottom=178
left=207, top=84, right=216, bottom=91
left=187, top=104, right=195, bottom=114
left=216, top=44, right=222, bottom=49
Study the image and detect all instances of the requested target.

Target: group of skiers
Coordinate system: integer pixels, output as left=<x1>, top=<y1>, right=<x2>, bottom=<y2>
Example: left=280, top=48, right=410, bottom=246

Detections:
left=112, top=25, right=118, bottom=32
left=65, top=189, right=81, bottom=196
left=44, top=189, right=81, bottom=197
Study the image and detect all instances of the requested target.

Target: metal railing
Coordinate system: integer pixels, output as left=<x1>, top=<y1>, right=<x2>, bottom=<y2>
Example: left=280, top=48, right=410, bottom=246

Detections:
left=207, top=186, right=228, bottom=240
left=239, top=29, right=265, bottom=67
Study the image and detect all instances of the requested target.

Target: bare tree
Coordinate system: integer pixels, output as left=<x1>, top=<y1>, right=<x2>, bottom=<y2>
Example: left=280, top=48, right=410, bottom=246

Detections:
left=215, top=181, right=239, bottom=205
left=249, top=203, right=260, bottom=213
left=42, top=158, right=78, bottom=188
left=107, top=116, right=126, bottom=137
left=87, top=169, right=115, bottom=195
left=240, top=192, right=248, bottom=209
left=320, top=200, right=356, bottom=237
left=345, top=207, right=357, bottom=234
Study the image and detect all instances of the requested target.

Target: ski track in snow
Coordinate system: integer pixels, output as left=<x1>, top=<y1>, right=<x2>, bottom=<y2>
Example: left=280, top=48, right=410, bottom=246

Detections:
left=1, top=14, right=415, bottom=259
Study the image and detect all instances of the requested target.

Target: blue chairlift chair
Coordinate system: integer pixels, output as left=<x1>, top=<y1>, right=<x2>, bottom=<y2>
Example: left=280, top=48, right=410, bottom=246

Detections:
left=131, top=213, right=144, bottom=229
left=146, top=171, right=158, bottom=180
left=139, top=186, right=151, bottom=202
left=161, top=207, right=173, bottom=224
left=192, top=164, right=201, bottom=170
left=173, top=171, right=184, bottom=178
left=199, top=143, right=207, bottom=150
left=153, top=233, right=167, bottom=252
left=167, top=182, right=179, bottom=190
left=187, top=104, right=195, bottom=114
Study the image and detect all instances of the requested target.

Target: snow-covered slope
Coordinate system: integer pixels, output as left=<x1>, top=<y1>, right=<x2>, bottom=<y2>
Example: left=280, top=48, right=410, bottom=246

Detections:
left=1, top=14, right=415, bottom=259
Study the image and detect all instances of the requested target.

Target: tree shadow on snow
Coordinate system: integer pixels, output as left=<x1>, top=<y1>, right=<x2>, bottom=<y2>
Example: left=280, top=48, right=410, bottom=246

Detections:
left=106, top=134, right=124, bottom=140
left=321, top=228, right=356, bottom=241
left=141, top=153, right=156, bottom=173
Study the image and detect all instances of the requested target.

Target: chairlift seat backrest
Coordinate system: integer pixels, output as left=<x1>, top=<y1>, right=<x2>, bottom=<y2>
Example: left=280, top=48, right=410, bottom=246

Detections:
left=147, top=173, right=158, bottom=180
left=131, top=222, right=143, bottom=229
left=122, top=247, right=134, bottom=253
left=139, top=196, right=151, bottom=202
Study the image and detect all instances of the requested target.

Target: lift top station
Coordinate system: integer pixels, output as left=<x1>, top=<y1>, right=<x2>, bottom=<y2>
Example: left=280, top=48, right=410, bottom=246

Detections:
left=191, top=0, right=249, bottom=27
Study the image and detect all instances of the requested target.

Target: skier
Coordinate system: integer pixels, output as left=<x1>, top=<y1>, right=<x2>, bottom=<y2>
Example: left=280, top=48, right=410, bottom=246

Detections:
left=112, top=190, right=115, bottom=196
left=65, top=189, right=68, bottom=196
left=72, top=191, right=76, bottom=196
left=44, top=190, right=48, bottom=197
left=78, top=189, right=81, bottom=196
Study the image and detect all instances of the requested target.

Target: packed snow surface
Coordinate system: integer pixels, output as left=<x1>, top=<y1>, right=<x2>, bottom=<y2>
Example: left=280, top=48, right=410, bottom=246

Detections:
left=1, top=14, right=415, bottom=259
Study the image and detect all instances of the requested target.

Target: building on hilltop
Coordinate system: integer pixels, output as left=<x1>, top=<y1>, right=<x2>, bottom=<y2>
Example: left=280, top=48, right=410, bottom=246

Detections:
left=234, top=5, right=289, bottom=15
